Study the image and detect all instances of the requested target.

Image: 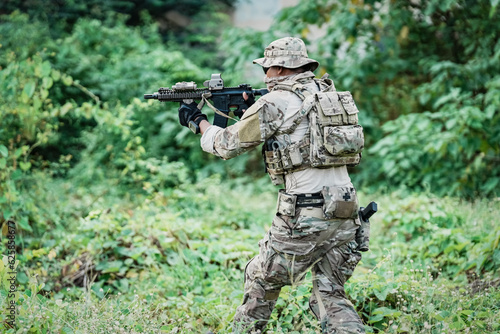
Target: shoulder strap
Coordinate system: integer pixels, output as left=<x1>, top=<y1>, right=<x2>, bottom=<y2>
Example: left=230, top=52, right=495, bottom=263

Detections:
left=275, top=93, right=315, bottom=136
left=272, top=76, right=337, bottom=136
left=273, top=81, right=311, bottom=100
left=274, top=78, right=335, bottom=136
left=318, top=77, right=336, bottom=92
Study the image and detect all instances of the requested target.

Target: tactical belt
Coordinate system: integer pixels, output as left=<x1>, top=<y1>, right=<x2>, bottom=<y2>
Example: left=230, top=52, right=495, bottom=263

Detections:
left=296, top=192, right=324, bottom=207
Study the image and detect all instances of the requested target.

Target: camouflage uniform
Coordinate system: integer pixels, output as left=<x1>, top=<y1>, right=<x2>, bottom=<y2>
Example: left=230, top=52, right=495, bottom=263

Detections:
left=200, top=37, right=365, bottom=333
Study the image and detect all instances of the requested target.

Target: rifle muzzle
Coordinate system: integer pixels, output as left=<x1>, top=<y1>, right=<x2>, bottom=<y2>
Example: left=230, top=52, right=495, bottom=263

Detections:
left=144, top=93, right=158, bottom=99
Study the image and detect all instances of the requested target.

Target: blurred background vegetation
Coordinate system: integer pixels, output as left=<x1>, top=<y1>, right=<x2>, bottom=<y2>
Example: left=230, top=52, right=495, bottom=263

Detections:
left=0, top=0, right=499, bottom=333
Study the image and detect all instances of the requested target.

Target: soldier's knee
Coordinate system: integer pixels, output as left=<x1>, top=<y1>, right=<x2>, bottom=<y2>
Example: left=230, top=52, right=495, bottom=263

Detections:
left=316, top=274, right=347, bottom=299
left=245, top=257, right=260, bottom=281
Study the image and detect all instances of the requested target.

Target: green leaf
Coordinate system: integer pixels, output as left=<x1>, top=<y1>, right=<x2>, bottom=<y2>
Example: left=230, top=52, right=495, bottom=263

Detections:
left=96, top=260, right=123, bottom=273
left=22, top=81, right=36, bottom=98
left=61, top=327, right=74, bottom=334
left=368, top=313, right=384, bottom=324
left=51, top=69, right=61, bottom=81
left=19, top=161, right=31, bottom=171
left=17, top=271, right=29, bottom=284
left=483, top=177, right=500, bottom=193
left=41, top=61, right=51, bottom=77
left=431, top=311, right=445, bottom=321
left=372, top=307, right=401, bottom=318
left=2, top=209, right=13, bottom=221
left=14, top=147, right=24, bottom=158
left=91, top=285, right=105, bottom=299
left=373, top=285, right=392, bottom=301
left=11, top=169, right=23, bottom=180
left=18, top=216, right=33, bottom=232
left=450, top=318, right=466, bottom=330
left=42, top=76, right=53, bottom=89
left=493, top=249, right=500, bottom=265
left=0, top=145, right=8, bottom=157
left=60, top=102, right=73, bottom=116
left=461, top=310, right=474, bottom=316
left=62, top=74, right=73, bottom=86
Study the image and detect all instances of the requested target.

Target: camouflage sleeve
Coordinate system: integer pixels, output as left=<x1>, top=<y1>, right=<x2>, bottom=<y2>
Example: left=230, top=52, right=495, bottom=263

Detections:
left=256, top=92, right=289, bottom=141
left=200, top=91, right=290, bottom=160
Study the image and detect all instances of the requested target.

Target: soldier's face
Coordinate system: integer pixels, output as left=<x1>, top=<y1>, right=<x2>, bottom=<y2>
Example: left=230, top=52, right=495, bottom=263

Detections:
left=265, top=66, right=282, bottom=78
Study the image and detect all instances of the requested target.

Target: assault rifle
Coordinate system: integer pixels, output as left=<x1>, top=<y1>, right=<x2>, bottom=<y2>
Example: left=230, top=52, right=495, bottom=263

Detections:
left=144, top=74, right=268, bottom=128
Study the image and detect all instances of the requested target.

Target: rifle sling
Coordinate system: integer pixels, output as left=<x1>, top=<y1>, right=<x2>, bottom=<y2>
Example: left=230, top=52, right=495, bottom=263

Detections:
left=201, top=93, right=239, bottom=124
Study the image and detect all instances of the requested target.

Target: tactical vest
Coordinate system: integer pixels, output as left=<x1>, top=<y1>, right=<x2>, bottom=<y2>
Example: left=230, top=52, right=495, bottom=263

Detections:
left=264, top=77, right=364, bottom=185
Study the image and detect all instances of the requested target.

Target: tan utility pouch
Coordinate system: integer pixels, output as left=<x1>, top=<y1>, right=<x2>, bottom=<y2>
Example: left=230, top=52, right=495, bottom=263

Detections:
left=265, top=149, right=285, bottom=185
left=317, top=91, right=359, bottom=126
left=276, top=190, right=297, bottom=216
left=323, top=125, right=364, bottom=156
left=321, top=186, right=359, bottom=219
left=312, top=91, right=364, bottom=165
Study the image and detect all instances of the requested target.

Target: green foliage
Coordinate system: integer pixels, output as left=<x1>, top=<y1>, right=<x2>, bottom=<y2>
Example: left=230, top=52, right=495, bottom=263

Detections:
left=1, top=2, right=500, bottom=333
left=370, top=91, right=500, bottom=197
left=1, top=0, right=238, bottom=71
left=348, top=261, right=500, bottom=333
left=368, top=193, right=500, bottom=279
left=0, top=0, right=238, bottom=34
left=220, top=0, right=500, bottom=198
left=2, top=184, right=499, bottom=333
left=0, top=10, right=246, bottom=182
left=0, top=50, right=76, bottom=233
left=0, top=174, right=274, bottom=333
left=49, top=15, right=204, bottom=104
left=0, top=272, right=171, bottom=333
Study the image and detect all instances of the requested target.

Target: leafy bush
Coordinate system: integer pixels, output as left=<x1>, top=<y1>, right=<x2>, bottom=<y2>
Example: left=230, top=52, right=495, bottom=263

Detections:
left=367, top=193, right=500, bottom=279
left=0, top=10, right=250, bottom=185
left=49, top=14, right=205, bottom=104
left=0, top=0, right=238, bottom=34
left=0, top=50, right=78, bottom=234
left=219, top=0, right=500, bottom=198
left=368, top=62, right=500, bottom=198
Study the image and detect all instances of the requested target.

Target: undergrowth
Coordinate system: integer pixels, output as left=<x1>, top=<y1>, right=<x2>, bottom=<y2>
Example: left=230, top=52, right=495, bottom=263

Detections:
left=1, top=173, right=499, bottom=333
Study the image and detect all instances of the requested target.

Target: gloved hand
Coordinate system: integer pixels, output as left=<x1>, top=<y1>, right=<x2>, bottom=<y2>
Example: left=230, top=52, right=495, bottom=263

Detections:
left=178, top=102, right=207, bottom=129
left=242, top=92, right=255, bottom=110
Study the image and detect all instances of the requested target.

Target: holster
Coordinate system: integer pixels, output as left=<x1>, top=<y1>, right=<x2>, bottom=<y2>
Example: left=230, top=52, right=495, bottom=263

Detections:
left=355, top=215, right=370, bottom=252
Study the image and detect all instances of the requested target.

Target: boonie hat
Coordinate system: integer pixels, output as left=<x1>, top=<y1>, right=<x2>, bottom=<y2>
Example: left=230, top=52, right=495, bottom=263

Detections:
left=253, top=37, right=319, bottom=71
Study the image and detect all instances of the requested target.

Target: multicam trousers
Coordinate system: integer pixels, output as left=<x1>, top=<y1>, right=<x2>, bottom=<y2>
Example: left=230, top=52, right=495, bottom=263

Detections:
left=233, top=207, right=365, bottom=333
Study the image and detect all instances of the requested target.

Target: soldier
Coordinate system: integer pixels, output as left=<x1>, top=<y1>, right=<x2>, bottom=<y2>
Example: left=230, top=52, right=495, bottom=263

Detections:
left=178, top=37, right=366, bottom=333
